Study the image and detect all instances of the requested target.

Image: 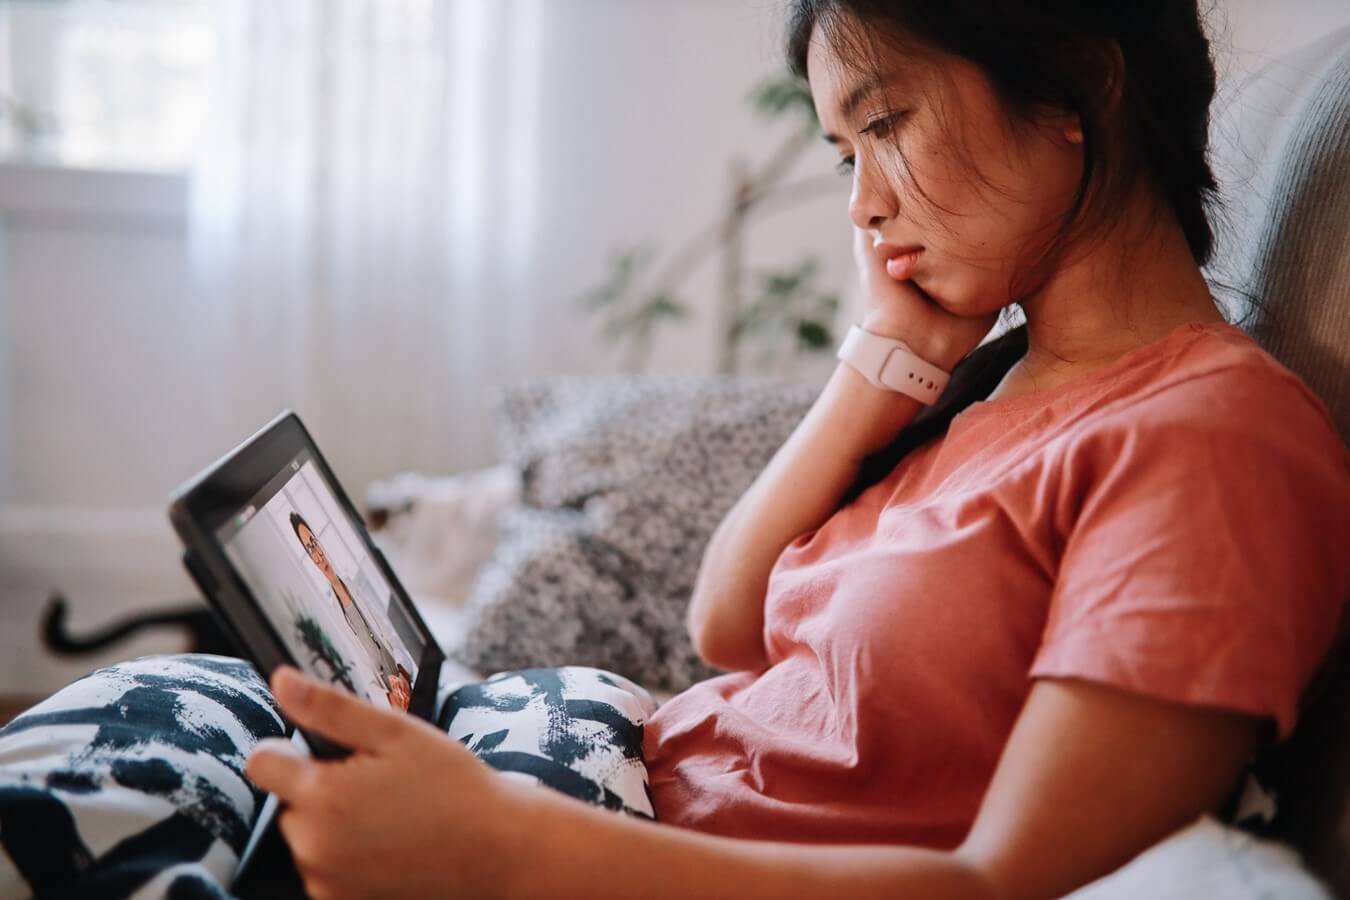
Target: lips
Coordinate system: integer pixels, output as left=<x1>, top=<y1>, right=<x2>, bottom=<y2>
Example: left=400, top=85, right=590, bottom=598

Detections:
left=876, top=243, right=924, bottom=281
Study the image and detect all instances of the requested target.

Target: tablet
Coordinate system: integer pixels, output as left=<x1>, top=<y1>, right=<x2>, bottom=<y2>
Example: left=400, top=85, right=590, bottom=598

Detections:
left=168, top=410, right=444, bottom=756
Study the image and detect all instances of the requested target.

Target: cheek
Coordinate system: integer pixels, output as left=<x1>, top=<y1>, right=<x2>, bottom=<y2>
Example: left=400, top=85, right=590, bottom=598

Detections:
left=947, top=219, right=1042, bottom=307
left=913, top=211, right=1029, bottom=313
left=926, top=163, right=1069, bottom=290
left=886, top=136, right=1002, bottom=261
left=886, top=126, right=1069, bottom=305
left=887, top=138, right=965, bottom=226
left=922, top=264, right=1015, bottom=315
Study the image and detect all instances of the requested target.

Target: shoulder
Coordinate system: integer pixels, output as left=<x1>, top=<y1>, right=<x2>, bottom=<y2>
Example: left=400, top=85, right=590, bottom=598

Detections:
left=1045, top=324, right=1350, bottom=541
left=1076, top=323, right=1342, bottom=452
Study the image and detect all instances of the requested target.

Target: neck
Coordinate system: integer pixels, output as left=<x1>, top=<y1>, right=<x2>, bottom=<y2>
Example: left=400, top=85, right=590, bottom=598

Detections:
left=1006, top=192, right=1225, bottom=394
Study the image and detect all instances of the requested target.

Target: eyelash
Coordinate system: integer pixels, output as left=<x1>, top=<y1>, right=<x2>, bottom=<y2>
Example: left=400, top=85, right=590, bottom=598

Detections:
left=836, top=110, right=907, bottom=177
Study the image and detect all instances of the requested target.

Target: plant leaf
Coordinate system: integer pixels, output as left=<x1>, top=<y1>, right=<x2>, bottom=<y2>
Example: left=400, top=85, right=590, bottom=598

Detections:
left=645, top=293, right=688, bottom=320
left=796, top=320, right=833, bottom=350
left=748, top=74, right=820, bottom=132
left=577, top=244, right=655, bottom=311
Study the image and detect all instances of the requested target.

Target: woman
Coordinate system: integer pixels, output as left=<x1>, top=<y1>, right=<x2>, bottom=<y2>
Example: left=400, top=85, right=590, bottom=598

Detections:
left=4, top=1, right=1346, bottom=897
left=289, top=511, right=414, bottom=711
left=243, top=2, right=1348, bottom=896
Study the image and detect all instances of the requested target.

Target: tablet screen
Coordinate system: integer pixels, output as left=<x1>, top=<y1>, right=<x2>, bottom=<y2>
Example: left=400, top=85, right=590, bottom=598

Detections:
left=214, top=449, right=426, bottom=711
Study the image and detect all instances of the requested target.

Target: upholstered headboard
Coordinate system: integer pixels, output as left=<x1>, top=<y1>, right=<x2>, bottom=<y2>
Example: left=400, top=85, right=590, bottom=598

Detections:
left=1206, top=25, right=1350, bottom=439
left=1204, top=24, right=1350, bottom=895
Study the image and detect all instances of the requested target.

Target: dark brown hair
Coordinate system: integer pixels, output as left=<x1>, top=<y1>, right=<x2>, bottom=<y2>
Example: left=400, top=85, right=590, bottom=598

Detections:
left=787, top=0, right=1227, bottom=501
left=289, top=511, right=312, bottom=546
left=787, top=0, right=1221, bottom=268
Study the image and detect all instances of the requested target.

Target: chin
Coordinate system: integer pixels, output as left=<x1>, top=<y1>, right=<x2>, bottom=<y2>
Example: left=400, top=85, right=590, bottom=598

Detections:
left=923, top=277, right=1008, bottom=319
left=915, top=278, right=973, bottom=316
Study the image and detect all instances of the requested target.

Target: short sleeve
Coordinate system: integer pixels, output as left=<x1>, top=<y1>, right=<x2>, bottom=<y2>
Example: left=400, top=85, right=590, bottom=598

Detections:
left=1029, top=366, right=1350, bottom=742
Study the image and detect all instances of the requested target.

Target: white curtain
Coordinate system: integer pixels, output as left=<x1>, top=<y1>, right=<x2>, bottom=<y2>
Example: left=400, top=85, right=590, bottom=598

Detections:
left=188, top=0, right=543, bottom=494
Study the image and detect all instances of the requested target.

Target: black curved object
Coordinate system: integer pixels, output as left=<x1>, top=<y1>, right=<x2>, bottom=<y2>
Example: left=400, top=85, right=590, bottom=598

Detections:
left=1267, top=637, right=1350, bottom=897
left=40, top=594, right=239, bottom=659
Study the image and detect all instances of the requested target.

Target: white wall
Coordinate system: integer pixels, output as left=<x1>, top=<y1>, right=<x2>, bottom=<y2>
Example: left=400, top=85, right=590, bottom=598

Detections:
left=0, top=166, right=203, bottom=691
left=1, top=0, right=1346, bottom=695
left=0, top=0, right=852, bottom=694
left=0, top=217, right=10, bottom=506
left=1213, top=0, right=1350, bottom=82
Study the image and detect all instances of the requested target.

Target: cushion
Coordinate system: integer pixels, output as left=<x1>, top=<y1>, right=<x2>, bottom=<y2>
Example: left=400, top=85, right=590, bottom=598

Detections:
left=0, top=655, right=283, bottom=898
left=438, top=665, right=656, bottom=817
left=0, top=656, right=658, bottom=897
left=1063, top=814, right=1332, bottom=899
left=1205, top=24, right=1350, bottom=438
left=1204, top=25, right=1350, bottom=894
left=455, top=375, right=819, bottom=693
left=366, top=464, right=522, bottom=610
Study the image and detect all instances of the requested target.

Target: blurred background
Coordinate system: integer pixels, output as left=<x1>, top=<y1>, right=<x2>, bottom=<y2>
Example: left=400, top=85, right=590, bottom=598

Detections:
left=1, top=0, right=1348, bottom=698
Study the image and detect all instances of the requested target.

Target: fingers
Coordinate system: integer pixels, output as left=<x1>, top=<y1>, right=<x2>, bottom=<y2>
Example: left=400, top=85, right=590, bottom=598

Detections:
left=270, top=665, right=404, bottom=754
left=247, top=737, right=318, bottom=803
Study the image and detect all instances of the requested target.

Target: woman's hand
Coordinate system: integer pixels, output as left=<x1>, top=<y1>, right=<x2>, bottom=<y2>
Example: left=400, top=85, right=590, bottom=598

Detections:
left=247, top=667, right=530, bottom=900
left=852, top=227, right=999, bottom=371
left=385, top=671, right=412, bottom=710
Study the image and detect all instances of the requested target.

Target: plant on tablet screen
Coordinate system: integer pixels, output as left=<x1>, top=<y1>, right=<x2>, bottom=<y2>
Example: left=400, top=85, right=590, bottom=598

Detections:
left=294, top=613, right=356, bottom=693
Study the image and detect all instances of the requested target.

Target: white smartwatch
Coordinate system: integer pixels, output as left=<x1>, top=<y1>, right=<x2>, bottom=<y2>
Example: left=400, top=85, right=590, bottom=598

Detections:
left=836, top=324, right=950, bottom=404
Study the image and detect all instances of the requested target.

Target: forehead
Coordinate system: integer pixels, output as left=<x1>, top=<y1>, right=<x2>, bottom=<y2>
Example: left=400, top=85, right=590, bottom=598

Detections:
left=805, top=20, right=921, bottom=119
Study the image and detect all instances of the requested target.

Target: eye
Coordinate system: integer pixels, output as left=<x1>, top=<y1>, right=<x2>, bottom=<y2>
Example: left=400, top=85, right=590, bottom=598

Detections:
left=832, top=110, right=908, bottom=177
left=861, top=110, right=907, bottom=140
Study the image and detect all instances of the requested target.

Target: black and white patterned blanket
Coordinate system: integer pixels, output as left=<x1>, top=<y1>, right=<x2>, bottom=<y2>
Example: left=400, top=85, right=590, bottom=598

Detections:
left=0, top=655, right=655, bottom=898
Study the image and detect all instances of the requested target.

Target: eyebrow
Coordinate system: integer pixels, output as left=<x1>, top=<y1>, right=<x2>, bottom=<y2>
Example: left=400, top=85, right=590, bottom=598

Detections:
left=822, top=74, right=887, bottom=145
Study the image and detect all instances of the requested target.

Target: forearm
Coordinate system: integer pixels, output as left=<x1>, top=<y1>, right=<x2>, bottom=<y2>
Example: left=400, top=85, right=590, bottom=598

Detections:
left=686, top=360, right=923, bottom=669
left=502, top=780, right=994, bottom=900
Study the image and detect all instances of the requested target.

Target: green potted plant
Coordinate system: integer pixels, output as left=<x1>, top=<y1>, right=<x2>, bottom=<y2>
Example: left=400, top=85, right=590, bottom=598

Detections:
left=579, top=73, right=846, bottom=376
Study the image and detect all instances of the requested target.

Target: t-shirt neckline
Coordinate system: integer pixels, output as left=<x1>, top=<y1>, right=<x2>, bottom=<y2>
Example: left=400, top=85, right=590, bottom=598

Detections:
left=954, top=320, right=1241, bottom=421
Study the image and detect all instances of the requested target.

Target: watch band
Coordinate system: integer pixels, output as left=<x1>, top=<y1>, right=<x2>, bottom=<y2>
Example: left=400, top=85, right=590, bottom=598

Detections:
left=836, top=324, right=950, bottom=404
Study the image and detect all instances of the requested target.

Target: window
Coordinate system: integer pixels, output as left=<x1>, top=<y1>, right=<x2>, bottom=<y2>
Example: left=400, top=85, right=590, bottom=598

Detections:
left=0, top=0, right=214, bottom=173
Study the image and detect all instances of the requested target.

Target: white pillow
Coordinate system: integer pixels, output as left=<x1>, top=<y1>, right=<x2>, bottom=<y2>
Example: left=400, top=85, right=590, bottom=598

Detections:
left=367, top=464, right=521, bottom=609
left=1064, top=814, right=1332, bottom=899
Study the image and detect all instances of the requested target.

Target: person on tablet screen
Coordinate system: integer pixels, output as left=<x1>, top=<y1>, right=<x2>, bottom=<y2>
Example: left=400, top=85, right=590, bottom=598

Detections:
left=289, top=511, right=413, bottom=710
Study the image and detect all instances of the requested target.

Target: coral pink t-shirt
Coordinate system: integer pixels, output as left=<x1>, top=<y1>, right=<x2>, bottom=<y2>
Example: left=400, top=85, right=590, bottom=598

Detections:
left=642, top=321, right=1350, bottom=849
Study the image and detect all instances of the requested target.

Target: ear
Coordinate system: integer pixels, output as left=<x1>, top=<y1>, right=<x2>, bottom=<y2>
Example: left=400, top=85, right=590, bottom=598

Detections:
left=1038, top=108, right=1083, bottom=146
left=1055, top=37, right=1125, bottom=145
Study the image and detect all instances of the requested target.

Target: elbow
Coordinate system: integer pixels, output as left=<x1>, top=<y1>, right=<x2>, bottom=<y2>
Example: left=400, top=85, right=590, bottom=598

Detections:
left=687, top=602, right=768, bottom=673
left=951, top=844, right=1017, bottom=900
left=694, top=633, right=769, bottom=673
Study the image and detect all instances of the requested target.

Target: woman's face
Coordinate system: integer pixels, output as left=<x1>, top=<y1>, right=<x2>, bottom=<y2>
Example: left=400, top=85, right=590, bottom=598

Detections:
left=806, top=20, right=1085, bottom=317
left=297, top=522, right=338, bottom=584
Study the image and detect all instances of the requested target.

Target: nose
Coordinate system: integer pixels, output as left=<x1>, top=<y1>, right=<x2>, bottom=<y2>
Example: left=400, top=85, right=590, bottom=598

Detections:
left=847, top=155, right=899, bottom=232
